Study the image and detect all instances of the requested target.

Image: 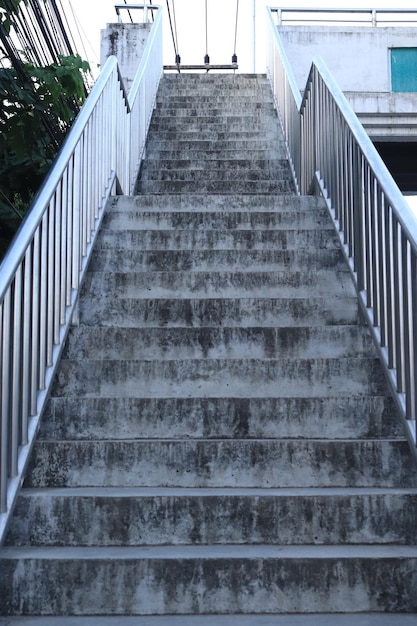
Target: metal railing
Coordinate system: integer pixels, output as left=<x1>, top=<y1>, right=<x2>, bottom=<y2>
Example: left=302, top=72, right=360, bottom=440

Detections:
left=273, top=7, right=417, bottom=27
left=267, top=6, right=417, bottom=456
left=0, top=4, right=163, bottom=544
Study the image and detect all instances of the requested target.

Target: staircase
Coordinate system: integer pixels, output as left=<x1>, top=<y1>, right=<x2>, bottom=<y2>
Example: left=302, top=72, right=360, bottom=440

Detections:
left=1, top=73, right=417, bottom=622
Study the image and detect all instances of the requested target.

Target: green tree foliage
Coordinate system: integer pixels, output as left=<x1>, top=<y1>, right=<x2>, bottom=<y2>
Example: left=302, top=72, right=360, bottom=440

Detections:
left=0, top=1, right=90, bottom=260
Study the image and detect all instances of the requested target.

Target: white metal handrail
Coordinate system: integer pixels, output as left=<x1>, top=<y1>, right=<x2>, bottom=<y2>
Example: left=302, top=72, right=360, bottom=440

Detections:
left=0, top=5, right=163, bottom=544
left=267, top=6, right=417, bottom=456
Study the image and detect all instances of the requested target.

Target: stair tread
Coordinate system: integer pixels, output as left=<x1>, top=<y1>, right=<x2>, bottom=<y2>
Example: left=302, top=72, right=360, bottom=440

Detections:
left=17, top=486, right=417, bottom=497
left=3, top=544, right=417, bottom=559
left=1, top=615, right=417, bottom=625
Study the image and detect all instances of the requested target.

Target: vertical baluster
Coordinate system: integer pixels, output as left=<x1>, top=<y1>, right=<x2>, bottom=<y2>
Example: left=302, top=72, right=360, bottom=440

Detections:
left=0, top=294, right=10, bottom=513
left=393, top=218, right=405, bottom=392
left=60, top=169, right=68, bottom=322
left=386, top=205, right=395, bottom=369
left=39, top=212, right=48, bottom=389
left=31, top=229, right=40, bottom=415
left=411, top=248, right=417, bottom=439
left=370, top=176, right=379, bottom=321
left=47, top=196, right=55, bottom=366
left=377, top=191, right=387, bottom=346
left=55, top=182, right=62, bottom=343
left=66, top=158, right=74, bottom=307
left=403, top=234, right=412, bottom=418
left=80, top=124, right=88, bottom=258
left=21, top=247, right=32, bottom=445
left=11, top=268, right=22, bottom=477
left=72, top=142, right=81, bottom=290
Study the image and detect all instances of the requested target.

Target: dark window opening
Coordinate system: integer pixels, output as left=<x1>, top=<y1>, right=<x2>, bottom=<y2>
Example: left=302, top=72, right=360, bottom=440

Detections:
left=373, top=142, right=417, bottom=193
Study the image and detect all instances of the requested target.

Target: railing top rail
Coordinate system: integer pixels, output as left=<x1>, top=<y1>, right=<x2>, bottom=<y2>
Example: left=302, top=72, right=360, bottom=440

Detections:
left=0, top=55, right=127, bottom=303
left=114, top=3, right=161, bottom=22
left=271, top=7, right=417, bottom=26
left=304, top=53, right=417, bottom=255
left=266, top=7, right=302, bottom=109
left=128, top=6, right=162, bottom=108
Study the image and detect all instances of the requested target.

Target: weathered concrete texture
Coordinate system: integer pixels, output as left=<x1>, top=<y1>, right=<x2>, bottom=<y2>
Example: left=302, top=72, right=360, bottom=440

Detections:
left=136, top=75, right=295, bottom=195
left=100, top=23, right=151, bottom=93
left=2, top=615, right=417, bottom=625
left=23, top=439, right=416, bottom=489
left=2, top=73, right=416, bottom=619
left=2, top=547, right=417, bottom=614
left=7, top=488, right=417, bottom=547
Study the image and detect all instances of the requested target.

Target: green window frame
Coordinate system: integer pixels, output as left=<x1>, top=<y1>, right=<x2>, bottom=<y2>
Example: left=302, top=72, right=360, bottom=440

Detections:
left=391, top=47, right=417, bottom=92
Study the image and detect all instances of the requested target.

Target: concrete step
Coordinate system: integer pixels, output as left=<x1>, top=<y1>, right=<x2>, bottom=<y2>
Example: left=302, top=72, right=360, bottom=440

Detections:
left=24, top=439, right=417, bottom=488
left=82, top=269, right=355, bottom=300
left=62, top=326, right=376, bottom=361
left=2, top=545, right=417, bottom=614
left=7, top=487, right=417, bottom=547
left=100, top=209, right=331, bottom=231
left=148, top=118, right=280, bottom=132
left=2, top=615, right=417, bottom=625
left=145, top=138, right=286, bottom=152
left=140, top=158, right=290, bottom=173
left=93, top=228, right=339, bottom=251
left=113, top=193, right=324, bottom=211
left=87, top=248, right=347, bottom=273
left=144, top=147, right=286, bottom=159
left=49, top=356, right=386, bottom=399
left=40, top=395, right=401, bottom=441
left=154, top=105, right=277, bottom=116
left=144, top=129, right=283, bottom=141
left=78, top=295, right=360, bottom=328
left=136, top=179, right=295, bottom=194
left=138, top=168, right=294, bottom=183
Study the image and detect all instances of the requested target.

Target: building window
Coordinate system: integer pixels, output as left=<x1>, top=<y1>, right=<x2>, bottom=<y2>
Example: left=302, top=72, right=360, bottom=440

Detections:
left=391, top=47, right=417, bottom=92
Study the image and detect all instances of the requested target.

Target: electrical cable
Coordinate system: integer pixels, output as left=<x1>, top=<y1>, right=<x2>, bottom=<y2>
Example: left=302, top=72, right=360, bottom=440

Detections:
left=204, top=0, right=209, bottom=64
left=123, top=0, right=133, bottom=24
left=232, top=0, right=239, bottom=64
left=165, top=0, right=180, bottom=66
left=171, top=0, right=180, bottom=63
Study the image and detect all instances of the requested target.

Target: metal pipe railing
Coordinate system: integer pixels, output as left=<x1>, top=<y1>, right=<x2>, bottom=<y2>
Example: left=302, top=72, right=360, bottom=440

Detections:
left=0, top=4, right=163, bottom=544
left=272, top=7, right=417, bottom=27
left=266, top=7, right=417, bottom=456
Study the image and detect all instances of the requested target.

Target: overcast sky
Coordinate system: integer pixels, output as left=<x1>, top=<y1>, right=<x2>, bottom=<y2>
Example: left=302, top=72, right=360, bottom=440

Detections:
left=65, top=0, right=417, bottom=75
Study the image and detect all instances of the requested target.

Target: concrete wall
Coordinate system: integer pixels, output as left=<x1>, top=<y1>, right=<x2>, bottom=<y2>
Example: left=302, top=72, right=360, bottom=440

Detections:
left=279, top=26, right=417, bottom=93
left=279, top=26, right=417, bottom=139
left=100, top=23, right=152, bottom=93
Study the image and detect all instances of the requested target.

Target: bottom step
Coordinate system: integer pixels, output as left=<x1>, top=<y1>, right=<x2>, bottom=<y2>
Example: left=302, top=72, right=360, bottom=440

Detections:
left=1, top=545, right=417, bottom=614
left=1, top=615, right=417, bottom=625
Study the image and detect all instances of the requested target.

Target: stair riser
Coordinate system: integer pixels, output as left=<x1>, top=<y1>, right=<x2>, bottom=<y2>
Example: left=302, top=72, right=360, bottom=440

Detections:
left=8, top=493, right=416, bottom=546
left=50, top=357, right=385, bottom=399
left=93, top=229, right=339, bottom=251
left=82, top=270, right=355, bottom=300
left=41, top=396, right=401, bottom=441
left=62, top=326, right=376, bottom=361
left=113, top=195, right=324, bottom=211
left=78, top=296, right=360, bottom=328
left=136, top=181, right=295, bottom=193
left=145, top=140, right=286, bottom=152
left=1, top=556, right=416, bottom=615
left=145, top=131, right=283, bottom=141
left=100, top=211, right=330, bottom=231
left=25, top=439, right=414, bottom=488
left=144, top=149, right=285, bottom=160
left=87, top=249, right=347, bottom=273
left=154, top=105, right=277, bottom=114
left=139, top=166, right=291, bottom=179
